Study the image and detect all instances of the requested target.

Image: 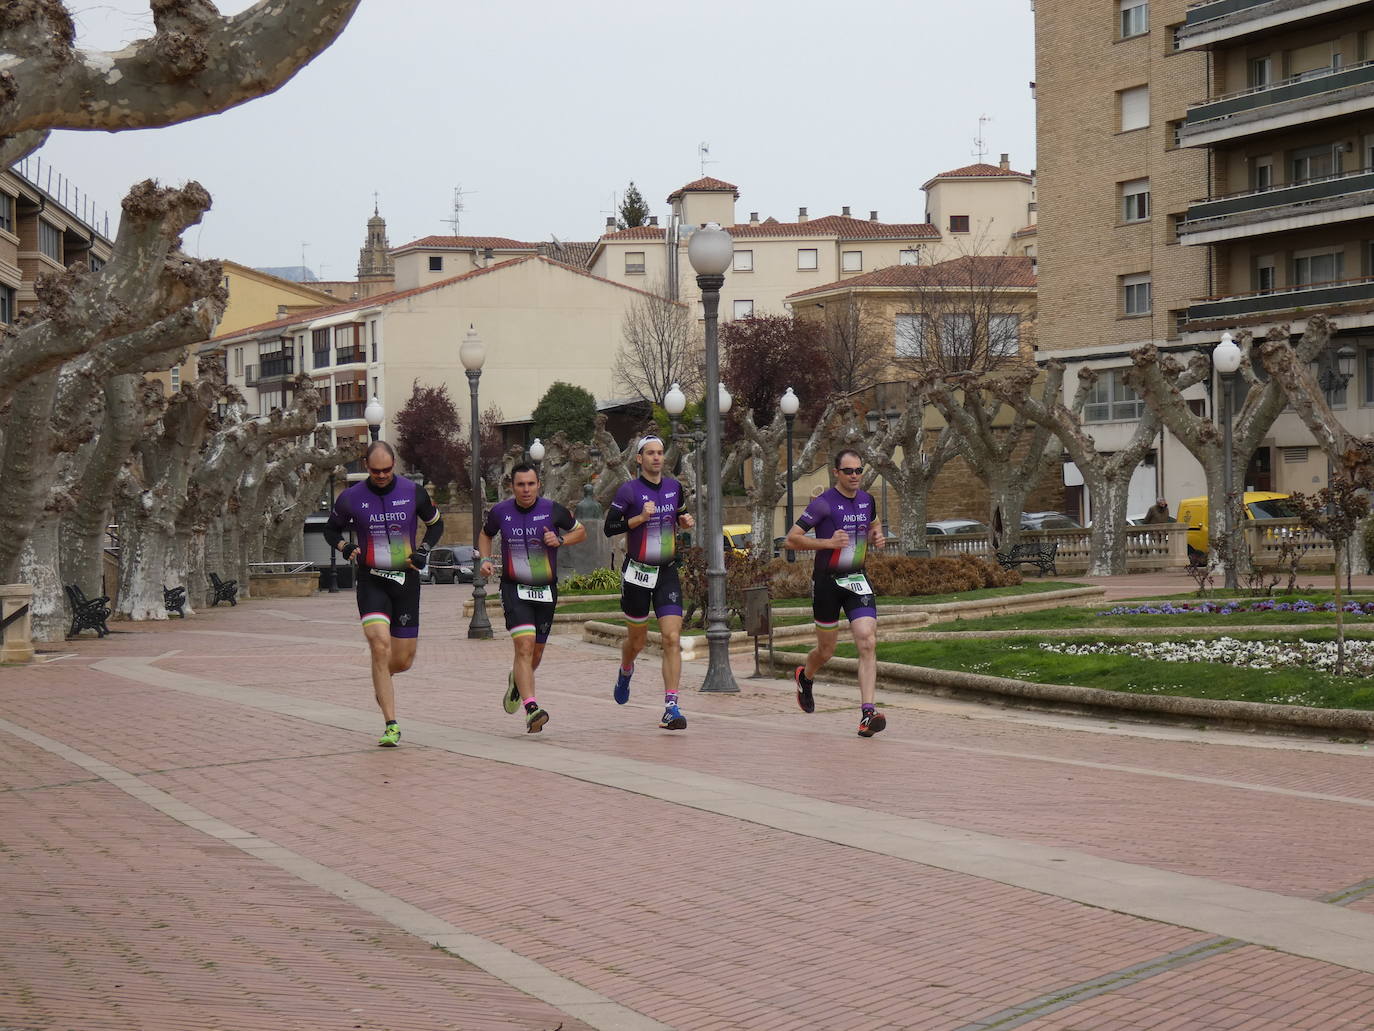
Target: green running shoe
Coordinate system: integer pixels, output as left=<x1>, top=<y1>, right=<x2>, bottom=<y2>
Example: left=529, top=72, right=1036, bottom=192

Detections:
left=378, top=722, right=401, bottom=747
left=524, top=706, right=549, bottom=734
left=503, top=670, right=521, bottom=714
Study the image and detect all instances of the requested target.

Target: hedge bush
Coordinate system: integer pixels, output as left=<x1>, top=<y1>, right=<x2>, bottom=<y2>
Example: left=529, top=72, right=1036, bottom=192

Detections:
left=763, top=553, right=1019, bottom=599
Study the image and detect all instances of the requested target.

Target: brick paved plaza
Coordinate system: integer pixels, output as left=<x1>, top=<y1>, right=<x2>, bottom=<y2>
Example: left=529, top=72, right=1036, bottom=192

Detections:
left=4, top=585, right=1374, bottom=1030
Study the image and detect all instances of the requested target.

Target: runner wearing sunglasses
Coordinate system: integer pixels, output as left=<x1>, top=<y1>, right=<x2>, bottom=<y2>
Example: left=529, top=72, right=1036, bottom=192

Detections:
left=784, top=448, right=887, bottom=737
left=323, top=440, right=443, bottom=747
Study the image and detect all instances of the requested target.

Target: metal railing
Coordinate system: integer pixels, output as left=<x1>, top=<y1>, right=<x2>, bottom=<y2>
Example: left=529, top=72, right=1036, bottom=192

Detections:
left=1185, top=60, right=1374, bottom=129
left=1186, top=273, right=1374, bottom=322
left=1182, top=167, right=1374, bottom=225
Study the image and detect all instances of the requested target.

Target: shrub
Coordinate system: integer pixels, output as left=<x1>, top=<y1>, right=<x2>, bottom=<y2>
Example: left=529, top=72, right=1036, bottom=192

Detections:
left=680, top=547, right=770, bottom=627
left=561, top=567, right=620, bottom=592
left=762, top=553, right=1018, bottom=600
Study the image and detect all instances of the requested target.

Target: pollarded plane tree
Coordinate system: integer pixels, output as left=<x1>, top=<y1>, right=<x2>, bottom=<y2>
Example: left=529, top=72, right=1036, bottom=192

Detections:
left=1124, top=320, right=1332, bottom=579
left=0, top=0, right=362, bottom=402
left=836, top=381, right=961, bottom=552
left=987, top=361, right=1161, bottom=576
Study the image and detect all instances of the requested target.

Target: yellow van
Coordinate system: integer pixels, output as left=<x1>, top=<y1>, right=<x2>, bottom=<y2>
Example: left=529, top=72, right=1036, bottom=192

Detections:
left=1176, top=492, right=1296, bottom=556
left=723, top=524, right=754, bottom=556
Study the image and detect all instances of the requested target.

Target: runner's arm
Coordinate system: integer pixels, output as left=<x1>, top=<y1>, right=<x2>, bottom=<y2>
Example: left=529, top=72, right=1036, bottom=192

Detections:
left=322, top=502, right=356, bottom=558
left=785, top=498, right=830, bottom=551
left=416, top=487, right=444, bottom=551
left=552, top=503, right=586, bottom=546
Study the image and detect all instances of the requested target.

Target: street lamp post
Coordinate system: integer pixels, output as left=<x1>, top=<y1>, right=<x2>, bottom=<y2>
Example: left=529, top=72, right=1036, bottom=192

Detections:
left=528, top=437, right=545, bottom=464
left=688, top=223, right=738, bottom=694
left=326, top=471, right=339, bottom=593
left=461, top=324, right=493, bottom=640
left=1214, top=332, right=1242, bottom=591
left=780, top=387, right=799, bottom=562
left=1317, top=342, right=1358, bottom=590
left=365, top=396, right=384, bottom=442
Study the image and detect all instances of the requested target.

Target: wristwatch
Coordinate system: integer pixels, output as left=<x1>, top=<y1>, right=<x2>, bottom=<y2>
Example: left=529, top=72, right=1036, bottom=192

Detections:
left=555, top=530, right=565, bottom=545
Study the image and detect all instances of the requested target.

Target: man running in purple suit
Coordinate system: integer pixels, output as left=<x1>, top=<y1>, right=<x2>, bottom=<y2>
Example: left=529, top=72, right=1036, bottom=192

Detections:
left=785, top=448, right=888, bottom=737
left=604, top=435, right=695, bottom=730
left=324, top=441, right=444, bottom=747
left=480, top=462, right=585, bottom=733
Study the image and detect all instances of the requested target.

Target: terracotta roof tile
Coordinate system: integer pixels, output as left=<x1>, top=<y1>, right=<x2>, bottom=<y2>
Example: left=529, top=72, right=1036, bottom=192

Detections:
left=207, top=254, right=681, bottom=346
left=392, top=235, right=538, bottom=252
left=921, top=163, right=1033, bottom=189
left=666, top=176, right=740, bottom=201
left=787, top=255, right=1036, bottom=299
left=599, top=225, right=670, bottom=242
left=730, top=215, right=939, bottom=241
left=1012, top=223, right=1038, bottom=237
left=208, top=258, right=536, bottom=343
left=536, top=240, right=597, bottom=268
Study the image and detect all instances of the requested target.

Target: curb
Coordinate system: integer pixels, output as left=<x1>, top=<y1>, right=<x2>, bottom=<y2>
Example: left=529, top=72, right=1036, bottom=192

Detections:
left=760, top=650, right=1374, bottom=740
left=582, top=614, right=933, bottom=659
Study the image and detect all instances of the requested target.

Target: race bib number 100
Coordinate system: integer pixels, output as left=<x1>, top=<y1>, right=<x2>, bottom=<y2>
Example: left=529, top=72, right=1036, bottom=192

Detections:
left=624, top=560, right=660, bottom=589
left=517, top=584, right=552, bottom=603
left=834, top=572, right=872, bottom=597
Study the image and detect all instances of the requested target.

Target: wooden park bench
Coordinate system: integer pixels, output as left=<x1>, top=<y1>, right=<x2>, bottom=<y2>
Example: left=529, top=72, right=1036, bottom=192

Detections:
left=208, top=572, right=238, bottom=606
left=64, top=583, right=111, bottom=638
left=996, top=539, right=1059, bottom=577
left=164, top=585, right=188, bottom=618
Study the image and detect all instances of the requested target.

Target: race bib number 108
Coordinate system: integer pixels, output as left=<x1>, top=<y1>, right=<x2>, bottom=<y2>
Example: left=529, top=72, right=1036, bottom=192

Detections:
left=624, top=560, right=660, bottom=589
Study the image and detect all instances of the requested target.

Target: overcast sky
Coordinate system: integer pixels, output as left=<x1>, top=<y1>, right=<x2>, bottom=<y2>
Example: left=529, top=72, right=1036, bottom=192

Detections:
left=37, top=0, right=1037, bottom=281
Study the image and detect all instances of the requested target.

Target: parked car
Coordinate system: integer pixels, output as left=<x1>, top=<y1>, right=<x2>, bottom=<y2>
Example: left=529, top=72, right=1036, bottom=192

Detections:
left=723, top=524, right=754, bottom=556
left=926, top=519, right=990, bottom=536
left=1176, top=492, right=1295, bottom=558
left=421, top=545, right=477, bottom=584
left=1020, top=511, right=1083, bottom=531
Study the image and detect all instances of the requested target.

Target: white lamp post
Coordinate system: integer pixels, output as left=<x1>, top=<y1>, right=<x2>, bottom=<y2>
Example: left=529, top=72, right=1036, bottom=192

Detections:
left=780, top=387, right=800, bottom=562
left=687, top=223, right=738, bottom=694
left=364, top=396, right=384, bottom=442
left=460, top=324, right=492, bottom=639
left=1213, top=332, right=1242, bottom=591
left=528, top=437, right=545, bottom=463
left=664, top=383, right=705, bottom=536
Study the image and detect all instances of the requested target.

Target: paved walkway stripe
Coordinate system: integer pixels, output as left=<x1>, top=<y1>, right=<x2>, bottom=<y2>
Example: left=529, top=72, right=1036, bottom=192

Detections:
left=955, top=872, right=1374, bottom=1031
left=89, top=654, right=1374, bottom=976
left=0, top=715, right=669, bottom=1031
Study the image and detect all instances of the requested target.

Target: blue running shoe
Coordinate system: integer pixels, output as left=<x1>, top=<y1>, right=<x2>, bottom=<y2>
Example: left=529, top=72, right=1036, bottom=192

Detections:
left=614, top=668, right=632, bottom=705
left=658, top=703, right=686, bottom=731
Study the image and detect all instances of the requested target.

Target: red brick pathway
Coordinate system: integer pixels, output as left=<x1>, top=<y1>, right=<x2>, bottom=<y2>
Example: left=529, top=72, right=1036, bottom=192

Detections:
left=3, top=587, right=1373, bottom=1030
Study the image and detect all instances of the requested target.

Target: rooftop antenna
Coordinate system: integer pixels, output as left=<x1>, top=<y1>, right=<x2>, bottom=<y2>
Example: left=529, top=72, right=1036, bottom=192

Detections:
left=443, top=185, right=477, bottom=236
left=972, top=114, right=991, bottom=163
left=300, top=241, right=308, bottom=275
left=698, top=141, right=717, bottom=176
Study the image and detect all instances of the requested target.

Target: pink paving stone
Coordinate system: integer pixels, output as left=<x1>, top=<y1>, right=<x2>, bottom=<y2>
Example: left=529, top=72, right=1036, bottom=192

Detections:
left=6, top=592, right=1374, bottom=1029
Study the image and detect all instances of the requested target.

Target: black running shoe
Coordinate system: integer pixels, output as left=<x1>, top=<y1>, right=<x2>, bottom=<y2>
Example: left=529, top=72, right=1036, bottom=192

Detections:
left=857, top=710, right=887, bottom=738
left=794, top=667, right=815, bottom=714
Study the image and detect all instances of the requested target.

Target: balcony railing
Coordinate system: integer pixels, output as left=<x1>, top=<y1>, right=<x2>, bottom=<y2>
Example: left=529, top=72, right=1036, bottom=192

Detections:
left=1184, top=0, right=1279, bottom=24
left=1181, top=167, right=1374, bottom=229
left=1179, top=0, right=1374, bottom=50
left=245, top=356, right=295, bottom=387
left=336, top=400, right=365, bottom=420
left=335, top=346, right=366, bottom=366
left=1186, top=273, right=1374, bottom=322
left=1184, top=59, right=1374, bottom=134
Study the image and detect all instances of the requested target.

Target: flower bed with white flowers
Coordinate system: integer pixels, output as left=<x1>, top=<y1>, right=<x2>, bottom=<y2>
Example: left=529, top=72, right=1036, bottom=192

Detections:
left=1099, top=600, right=1374, bottom=617
left=1040, top=636, right=1374, bottom=677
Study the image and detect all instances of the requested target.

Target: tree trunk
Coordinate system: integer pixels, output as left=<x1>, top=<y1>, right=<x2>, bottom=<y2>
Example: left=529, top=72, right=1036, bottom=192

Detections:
left=18, top=525, right=64, bottom=642
left=0, top=371, right=59, bottom=581
left=61, top=375, right=143, bottom=598
left=116, top=497, right=173, bottom=621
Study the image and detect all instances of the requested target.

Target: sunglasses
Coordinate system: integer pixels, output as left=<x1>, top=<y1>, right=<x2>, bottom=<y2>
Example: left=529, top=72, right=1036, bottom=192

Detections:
left=838, top=466, right=864, bottom=475
left=367, top=465, right=394, bottom=475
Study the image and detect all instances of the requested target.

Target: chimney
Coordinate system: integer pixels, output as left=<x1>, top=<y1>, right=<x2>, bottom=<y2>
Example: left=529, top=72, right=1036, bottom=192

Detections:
left=842, top=205, right=851, bottom=217
left=798, top=206, right=808, bottom=222
left=749, top=211, right=759, bottom=225
left=869, top=210, right=878, bottom=221
left=999, top=153, right=1010, bottom=170
left=276, top=304, right=288, bottom=318
left=648, top=215, right=659, bottom=226
left=605, top=216, right=616, bottom=231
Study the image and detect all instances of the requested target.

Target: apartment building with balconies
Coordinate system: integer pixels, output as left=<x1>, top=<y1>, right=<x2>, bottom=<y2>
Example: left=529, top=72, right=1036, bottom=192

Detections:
left=1033, top=0, right=1374, bottom=507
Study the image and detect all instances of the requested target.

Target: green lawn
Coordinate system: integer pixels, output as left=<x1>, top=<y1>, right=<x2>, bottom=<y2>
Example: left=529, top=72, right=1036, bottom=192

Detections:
left=927, top=592, right=1374, bottom=633
left=557, top=580, right=1078, bottom=614
left=595, top=612, right=816, bottom=636
left=786, top=630, right=1374, bottom=710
